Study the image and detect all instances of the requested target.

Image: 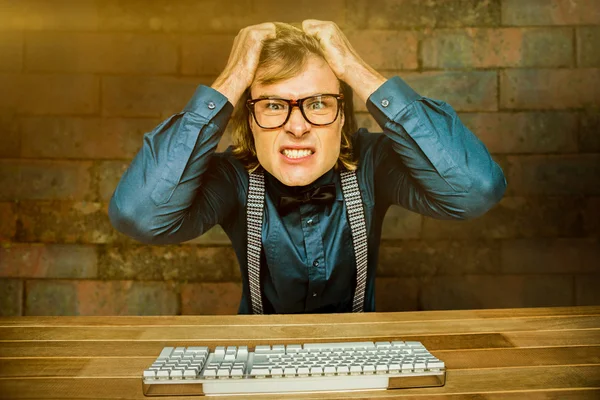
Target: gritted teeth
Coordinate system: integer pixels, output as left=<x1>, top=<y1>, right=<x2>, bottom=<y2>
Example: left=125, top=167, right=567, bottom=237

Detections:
left=281, top=149, right=314, bottom=159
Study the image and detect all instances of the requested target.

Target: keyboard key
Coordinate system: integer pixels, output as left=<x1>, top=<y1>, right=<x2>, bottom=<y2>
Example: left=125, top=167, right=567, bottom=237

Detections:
left=286, top=344, right=302, bottom=353
left=324, top=366, right=336, bottom=375
left=310, top=366, right=323, bottom=376
left=143, top=370, right=155, bottom=379
left=427, top=361, right=445, bottom=370
left=183, top=370, right=197, bottom=379
left=401, top=362, right=414, bottom=372
left=157, top=347, right=174, bottom=360
left=250, top=367, right=269, bottom=377
left=376, top=364, right=388, bottom=373
left=255, top=345, right=271, bottom=354
left=231, top=368, right=244, bottom=378
left=203, top=369, right=217, bottom=378
left=236, top=346, right=249, bottom=361
left=271, top=367, right=284, bottom=376
left=336, top=365, right=350, bottom=375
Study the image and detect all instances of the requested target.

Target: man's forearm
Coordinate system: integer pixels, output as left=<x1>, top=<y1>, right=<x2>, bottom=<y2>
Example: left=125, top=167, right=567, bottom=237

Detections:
left=108, top=85, right=233, bottom=243
left=369, top=76, right=506, bottom=218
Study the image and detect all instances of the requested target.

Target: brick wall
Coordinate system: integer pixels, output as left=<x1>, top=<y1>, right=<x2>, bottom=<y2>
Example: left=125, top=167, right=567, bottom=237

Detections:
left=0, top=0, right=598, bottom=316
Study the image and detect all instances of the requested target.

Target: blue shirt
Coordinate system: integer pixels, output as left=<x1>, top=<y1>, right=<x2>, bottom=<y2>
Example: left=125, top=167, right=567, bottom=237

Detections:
left=109, top=76, right=507, bottom=314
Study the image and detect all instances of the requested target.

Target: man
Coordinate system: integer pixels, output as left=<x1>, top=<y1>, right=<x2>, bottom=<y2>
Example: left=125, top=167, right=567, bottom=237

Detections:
left=109, top=21, right=506, bottom=314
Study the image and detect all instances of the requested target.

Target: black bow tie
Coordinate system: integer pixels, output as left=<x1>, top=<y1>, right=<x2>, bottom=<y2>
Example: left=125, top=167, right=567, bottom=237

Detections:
left=277, top=184, right=336, bottom=215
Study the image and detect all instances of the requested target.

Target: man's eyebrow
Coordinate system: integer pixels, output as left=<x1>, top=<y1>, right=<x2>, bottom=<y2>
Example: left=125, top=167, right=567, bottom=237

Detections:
left=256, top=94, right=282, bottom=99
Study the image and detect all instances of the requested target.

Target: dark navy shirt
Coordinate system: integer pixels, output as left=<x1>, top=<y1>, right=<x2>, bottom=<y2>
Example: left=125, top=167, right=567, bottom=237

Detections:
left=109, top=76, right=507, bottom=314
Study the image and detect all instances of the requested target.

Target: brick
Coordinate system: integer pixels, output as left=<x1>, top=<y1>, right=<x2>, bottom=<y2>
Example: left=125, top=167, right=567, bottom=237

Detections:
left=26, top=32, right=178, bottom=74
left=25, top=279, right=180, bottom=316
left=346, top=30, right=418, bottom=71
left=0, top=279, right=23, bottom=316
left=0, top=112, right=20, bottom=157
left=460, top=112, right=578, bottom=154
left=253, top=0, right=346, bottom=26
left=375, top=277, right=419, bottom=312
left=502, top=0, right=600, bottom=26
left=20, top=117, right=157, bottom=159
left=422, top=196, right=586, bottom=239
left=0, top=0, right=100, bottom=30
left=102, top=76, right=209, bottom=118
left=403, top=71, right=497, bottom=112
left=121, top=281, right=179, bottom=315
left=501, top=239, right=600, bottom=274
left=76, top=280, right=179, bottom=315
left=98, top=245, right=238, bottom=282
left=378, top=240, right=500, bottom=277
left=580, top=111, right=600, bottom=152
left=0, top=32, right=22, bottom=71
left=420, top=275, right=574, bottom=310
left=0, top=74, right=99, bottom=115
left=380, top=205, right=422, bottom=240
left=185, top=225, right=232, bottom=245
left=584, top=197, right=600, bottom=237
left=0, top=160, right=93, bottom=201
left=578, top=27, right=600, bottom=67
left=96, top=161, right=128, bottom=202
left=98, top=0, right=253, bottom=33
left=505, top=154, right=600, bottom=196
left=348, top=0, right=500, bottom=29
left=422, top=28, right=573, bottom=69
left=500, top=69, right=600, bottom=109
left=0, top=243, right=97, bottom=279
left=181, top=34, right=235, bottom=76
left=25, top=280, right=77, bottom=316
left=575, top=275, right=600, bottom=305
left=0, top=202, right=16, bottom=241
left=17, top=201, right=129, bottom=244
left=181, top=282, right=241, bottom=314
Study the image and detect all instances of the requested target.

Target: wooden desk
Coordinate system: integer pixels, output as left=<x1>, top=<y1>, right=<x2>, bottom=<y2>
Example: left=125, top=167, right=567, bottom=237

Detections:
left=1, top=306, right=599, bottom=399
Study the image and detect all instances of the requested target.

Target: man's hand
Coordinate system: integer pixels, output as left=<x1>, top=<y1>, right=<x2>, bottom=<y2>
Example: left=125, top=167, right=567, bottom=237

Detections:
left=302, top=20, right=386, bottom=103
left=212, top=23, right=276, bottom=105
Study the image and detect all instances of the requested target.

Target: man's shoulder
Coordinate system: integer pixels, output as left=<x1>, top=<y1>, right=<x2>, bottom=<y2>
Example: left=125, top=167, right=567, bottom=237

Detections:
left=352, top=128, right=387, bottom=161
left=208, top=147, right=249, bottom=183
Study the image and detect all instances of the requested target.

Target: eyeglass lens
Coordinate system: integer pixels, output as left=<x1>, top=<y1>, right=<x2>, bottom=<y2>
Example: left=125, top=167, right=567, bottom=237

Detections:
left=253, top=95, right=339, bottom=128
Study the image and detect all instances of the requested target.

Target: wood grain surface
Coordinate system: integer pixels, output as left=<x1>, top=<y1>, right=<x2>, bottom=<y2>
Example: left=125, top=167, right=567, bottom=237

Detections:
left=1, top=306, right=599, bottom=399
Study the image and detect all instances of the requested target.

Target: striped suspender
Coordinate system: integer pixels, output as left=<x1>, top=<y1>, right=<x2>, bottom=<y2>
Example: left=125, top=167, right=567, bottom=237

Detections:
left=246, top=172, right=266, bottom=315
left=245, top=170, right=368, bottom=314
left=339, top=170, right=369, bottom=313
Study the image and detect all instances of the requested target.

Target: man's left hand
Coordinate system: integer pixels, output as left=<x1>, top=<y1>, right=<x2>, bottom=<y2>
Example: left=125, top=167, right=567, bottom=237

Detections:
left=302, top=20, right=386, bottom=103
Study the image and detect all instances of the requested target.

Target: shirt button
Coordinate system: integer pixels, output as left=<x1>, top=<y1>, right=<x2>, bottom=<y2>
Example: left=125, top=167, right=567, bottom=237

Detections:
left=381, top=99, right=390, bottom=107
left=307, top=219, right=313, bottom=226
left=312, top=292, right=317, bottom=297
left=207, top=101, right=216, bottom=110
left=313, top=260, right=319, bottom=267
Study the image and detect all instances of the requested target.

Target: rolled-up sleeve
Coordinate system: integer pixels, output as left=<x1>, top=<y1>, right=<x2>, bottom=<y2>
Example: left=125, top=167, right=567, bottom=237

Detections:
left=368, top=76, right=506, bottom=219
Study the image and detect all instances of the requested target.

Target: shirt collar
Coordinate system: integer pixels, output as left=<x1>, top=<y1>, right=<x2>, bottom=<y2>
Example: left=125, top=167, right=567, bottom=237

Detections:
left=263, top=167, right=344, bottom=201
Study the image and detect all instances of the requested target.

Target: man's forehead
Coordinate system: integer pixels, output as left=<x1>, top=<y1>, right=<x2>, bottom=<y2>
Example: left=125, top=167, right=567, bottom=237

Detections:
left=251, top=58, right=340, bottom=98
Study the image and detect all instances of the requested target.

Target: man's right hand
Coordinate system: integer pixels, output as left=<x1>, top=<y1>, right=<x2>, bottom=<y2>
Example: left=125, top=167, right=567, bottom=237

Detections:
left=211, top=23, right=276, bottom=105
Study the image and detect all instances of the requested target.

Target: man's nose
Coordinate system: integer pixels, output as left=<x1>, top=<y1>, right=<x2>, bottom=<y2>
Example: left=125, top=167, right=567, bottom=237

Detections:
left=284, top=107, right=311, bottom=137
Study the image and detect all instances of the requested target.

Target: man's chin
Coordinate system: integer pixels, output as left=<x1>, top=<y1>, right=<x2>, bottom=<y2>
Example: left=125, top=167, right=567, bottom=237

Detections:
left=276, top=168, right=319, bottom=187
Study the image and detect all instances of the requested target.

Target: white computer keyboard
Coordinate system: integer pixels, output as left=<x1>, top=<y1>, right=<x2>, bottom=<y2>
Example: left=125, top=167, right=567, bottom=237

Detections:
left=142, top=341, right=446, bottom=396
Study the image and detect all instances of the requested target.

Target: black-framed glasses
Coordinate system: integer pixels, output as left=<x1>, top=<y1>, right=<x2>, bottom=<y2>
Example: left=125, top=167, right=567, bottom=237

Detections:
left=247, top=94, right=344, bottom=129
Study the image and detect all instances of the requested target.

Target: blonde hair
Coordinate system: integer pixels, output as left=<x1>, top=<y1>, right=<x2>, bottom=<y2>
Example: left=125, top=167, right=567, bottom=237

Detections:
left=230, top=23, right=358, bottom=173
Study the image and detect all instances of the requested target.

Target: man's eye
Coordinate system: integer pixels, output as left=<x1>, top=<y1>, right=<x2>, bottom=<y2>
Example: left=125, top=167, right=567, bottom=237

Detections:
left=265, top=102, right=285, bottom=110
left=307, top=100, right=326, bottom=110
